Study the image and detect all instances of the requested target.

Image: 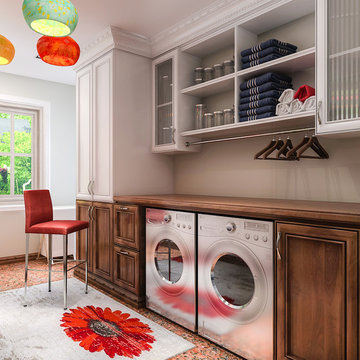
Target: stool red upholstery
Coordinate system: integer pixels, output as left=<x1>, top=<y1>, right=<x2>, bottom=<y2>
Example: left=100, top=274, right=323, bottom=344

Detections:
left=23, top=189, right=89, bottom=309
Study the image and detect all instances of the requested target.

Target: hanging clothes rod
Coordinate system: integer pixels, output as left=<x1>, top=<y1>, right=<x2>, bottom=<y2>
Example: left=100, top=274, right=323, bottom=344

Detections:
left=185, top=127, right=316, bottom=147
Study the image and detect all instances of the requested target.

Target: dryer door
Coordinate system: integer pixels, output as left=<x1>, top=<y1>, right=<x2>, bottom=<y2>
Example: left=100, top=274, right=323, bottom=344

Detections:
left=146, top=228, right=196, bottom=331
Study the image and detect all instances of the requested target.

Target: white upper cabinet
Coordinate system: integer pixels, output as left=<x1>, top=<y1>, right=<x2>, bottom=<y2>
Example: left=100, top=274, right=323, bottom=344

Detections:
left=76, top=64, right=93, bottom=201
left=76, top=52, right=113, bottom=202
left=152, top=49, right=200, bottom=153
left=317, top=0, right=360, bottom=135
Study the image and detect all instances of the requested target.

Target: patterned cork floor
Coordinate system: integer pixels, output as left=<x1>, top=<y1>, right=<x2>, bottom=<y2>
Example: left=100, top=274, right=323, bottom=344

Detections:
left=0, top=259, right=241, bottom=360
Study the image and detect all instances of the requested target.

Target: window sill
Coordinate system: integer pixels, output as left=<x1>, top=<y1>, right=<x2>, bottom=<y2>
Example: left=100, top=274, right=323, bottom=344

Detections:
left=0, top=204, right=25, bottom=212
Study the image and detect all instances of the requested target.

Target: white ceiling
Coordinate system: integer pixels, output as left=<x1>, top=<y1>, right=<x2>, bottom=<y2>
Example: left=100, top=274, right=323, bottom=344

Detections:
left=0, top=0, right=218, bottom=85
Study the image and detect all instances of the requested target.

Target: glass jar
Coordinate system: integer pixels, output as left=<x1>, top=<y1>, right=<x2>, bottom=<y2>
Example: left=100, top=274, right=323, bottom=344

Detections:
left=194, top=67, right=204, bottom=84
left=204, top=67, right=214, bottom=82
left=224, top=60, right=234, bottom=75
left=214, top=111, right=224, bottom=126
left=214, top=63, right=224, bottom=78
left=204, top=113, right=214, bottom=128
left=195, top=104, right=206, bottom=129
left=223, top=108, right=234, bottom=124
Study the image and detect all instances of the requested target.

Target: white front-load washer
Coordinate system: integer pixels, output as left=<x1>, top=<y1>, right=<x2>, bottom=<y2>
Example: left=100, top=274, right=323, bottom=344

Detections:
left=198, top=214, right=273, bottom=360
left=146, top=208, right=196, bottom=331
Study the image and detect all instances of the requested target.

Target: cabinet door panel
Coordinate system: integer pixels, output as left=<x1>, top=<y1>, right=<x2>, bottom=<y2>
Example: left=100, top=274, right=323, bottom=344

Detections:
left=92, top=54, right=113, bottom=200
left=92, top=202, right=113, bottom=281
left=77, top=66, right=92, bottom=200
left=76, top=201, right=92, bottom=272
left=113, top=247, right=139, bottom=295
left=114, top=205, right=140, bottom=250
left=276, top=223, right=358, bottom=360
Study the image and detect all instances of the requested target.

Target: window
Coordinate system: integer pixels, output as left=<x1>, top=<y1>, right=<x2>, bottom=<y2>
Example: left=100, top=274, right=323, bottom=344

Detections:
left=0, top=107, right=38, bottom=200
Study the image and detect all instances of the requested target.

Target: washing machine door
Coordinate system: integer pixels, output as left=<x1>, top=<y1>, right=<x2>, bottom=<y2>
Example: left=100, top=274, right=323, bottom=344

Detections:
left=146, top=226, right=196, bottom=331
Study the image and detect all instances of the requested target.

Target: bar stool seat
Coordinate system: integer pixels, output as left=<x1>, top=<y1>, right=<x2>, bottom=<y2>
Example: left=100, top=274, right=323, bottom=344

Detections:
left=28, top=220, right=89, bottom=235
left=24, top=189, right=89, bottom=310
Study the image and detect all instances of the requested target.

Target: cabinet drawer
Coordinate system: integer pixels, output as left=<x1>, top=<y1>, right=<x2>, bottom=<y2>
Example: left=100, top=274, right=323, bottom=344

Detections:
left=114, top=204, right=140, bottom=250
left=113, top=246, right=140, bottom=295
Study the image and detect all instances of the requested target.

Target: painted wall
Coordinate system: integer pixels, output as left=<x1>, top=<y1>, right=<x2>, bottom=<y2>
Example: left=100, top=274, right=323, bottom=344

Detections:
left=0, top=72, right=76, bottom=257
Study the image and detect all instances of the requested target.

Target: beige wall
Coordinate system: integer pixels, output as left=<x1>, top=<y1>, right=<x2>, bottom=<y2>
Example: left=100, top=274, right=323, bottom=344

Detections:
left=174, top=135, right=360, bottom=203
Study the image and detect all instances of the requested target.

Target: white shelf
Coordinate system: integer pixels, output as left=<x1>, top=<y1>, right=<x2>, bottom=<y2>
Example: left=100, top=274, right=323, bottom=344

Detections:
left=181, top=73, right=235, bottom=97
left=181, top=111, right=316, bottom=140
left=237, top=47, right=316, bottom=79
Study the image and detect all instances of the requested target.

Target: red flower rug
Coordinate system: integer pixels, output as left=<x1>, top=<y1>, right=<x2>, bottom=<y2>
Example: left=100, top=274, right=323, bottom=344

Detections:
left=0, top=278, right=194, bottom=359
left=61, top=306, right=155, bottom=358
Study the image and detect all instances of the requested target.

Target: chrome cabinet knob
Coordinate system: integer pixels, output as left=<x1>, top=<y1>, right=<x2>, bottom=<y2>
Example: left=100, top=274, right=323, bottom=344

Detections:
left=226, top=222, right=236, bottom=232
left=164, top=214, right=172, bottom=223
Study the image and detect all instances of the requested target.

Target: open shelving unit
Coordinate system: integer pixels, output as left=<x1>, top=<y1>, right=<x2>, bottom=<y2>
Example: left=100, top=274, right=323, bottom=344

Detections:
left=153, top=0, right=317, bottom=153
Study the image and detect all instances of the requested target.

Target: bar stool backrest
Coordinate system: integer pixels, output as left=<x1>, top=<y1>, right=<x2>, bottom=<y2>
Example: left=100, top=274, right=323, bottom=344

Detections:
left=24, top=190, right=53, bottom=233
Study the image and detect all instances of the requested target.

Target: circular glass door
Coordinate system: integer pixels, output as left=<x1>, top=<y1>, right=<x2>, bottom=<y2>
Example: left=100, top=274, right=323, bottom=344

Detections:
left=211, top=253, right=255, bottom=309
left=155, top=239, right=183, bottom=284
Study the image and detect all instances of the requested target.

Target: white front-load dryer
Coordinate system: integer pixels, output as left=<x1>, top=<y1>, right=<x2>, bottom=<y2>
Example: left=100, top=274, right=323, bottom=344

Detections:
left=146, top=208, right=196, bottom=331
left=198, top=214, right=273, bottom=360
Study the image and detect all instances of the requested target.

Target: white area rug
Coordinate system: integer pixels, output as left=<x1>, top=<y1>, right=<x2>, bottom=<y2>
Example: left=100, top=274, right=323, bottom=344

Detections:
left=0, top=278, right=194, bottom=359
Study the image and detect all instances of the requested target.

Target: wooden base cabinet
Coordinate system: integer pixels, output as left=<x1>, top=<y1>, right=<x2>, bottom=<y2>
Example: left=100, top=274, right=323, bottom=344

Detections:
left=76, top=201, right=113, bottom=281
left=276, top=223, right=358, bottom=360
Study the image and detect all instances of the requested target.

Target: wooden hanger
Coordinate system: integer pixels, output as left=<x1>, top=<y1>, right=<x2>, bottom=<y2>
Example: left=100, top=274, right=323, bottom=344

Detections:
left=254, top=137, right=276, bottom=159
left=262, top=138, right=284, bottom=159
left=296, top=135, right=329, bottom=159
left=286, top=135, right=310, bottom=160
left=277, top=137, right=294, bottom=159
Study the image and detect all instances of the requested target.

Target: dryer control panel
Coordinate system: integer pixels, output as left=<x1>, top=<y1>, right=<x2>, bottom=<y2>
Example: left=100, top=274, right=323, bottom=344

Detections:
left=146, top=208, right=195, bottom=234
left=198, top=214, right=273, bottom=249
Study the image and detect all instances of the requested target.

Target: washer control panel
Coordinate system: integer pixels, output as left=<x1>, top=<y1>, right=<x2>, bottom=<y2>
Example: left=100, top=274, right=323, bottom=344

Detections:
left=146, top=208, right=195, bottom=234
left=198, top=214, right=273, bottom=248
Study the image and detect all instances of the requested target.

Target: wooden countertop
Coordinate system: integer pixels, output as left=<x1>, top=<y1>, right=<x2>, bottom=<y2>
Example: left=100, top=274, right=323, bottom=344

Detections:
left=113, top=194, right=360, bottom=227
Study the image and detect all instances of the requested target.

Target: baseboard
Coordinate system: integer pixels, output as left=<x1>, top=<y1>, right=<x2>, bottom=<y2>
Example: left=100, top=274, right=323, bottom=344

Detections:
left=0, top=253, right=42, bottom=265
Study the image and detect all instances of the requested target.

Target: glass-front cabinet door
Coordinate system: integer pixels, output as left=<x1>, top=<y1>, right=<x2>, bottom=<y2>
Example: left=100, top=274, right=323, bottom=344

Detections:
left=153, top=52, right=175, bottom=152
left=317, top=0, right=360, bottom=135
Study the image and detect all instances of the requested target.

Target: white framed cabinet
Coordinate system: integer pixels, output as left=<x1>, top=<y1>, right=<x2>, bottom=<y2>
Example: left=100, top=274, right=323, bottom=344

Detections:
left=316, top=0, right=360, bottom=135
left=152, top=49, right=200, bottom=153
left=77, top=52, right=113, bottom=202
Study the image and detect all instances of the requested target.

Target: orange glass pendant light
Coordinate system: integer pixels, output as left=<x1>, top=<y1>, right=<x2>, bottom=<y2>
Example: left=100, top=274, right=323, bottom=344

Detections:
left=0, top=35, right=15, bottom=65
left=37, top=36, right=80, bottom=66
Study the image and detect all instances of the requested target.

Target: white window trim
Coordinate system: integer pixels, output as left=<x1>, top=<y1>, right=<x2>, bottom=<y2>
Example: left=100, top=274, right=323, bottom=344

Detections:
left=0, top=94, right=50, bottom=207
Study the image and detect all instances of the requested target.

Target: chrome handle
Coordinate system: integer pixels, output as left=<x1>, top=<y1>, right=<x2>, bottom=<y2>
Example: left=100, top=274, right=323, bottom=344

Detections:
left=120, top=207, right=129, bottom=211
left=276, top=232, right=282, bottom=260
left=87, top=181, right=91, bottom=195
left=91, top=181, right=95, bottom=195
left=120, top=251, right=129, bottom=255
left=90, top=206, right=95, bottom=221
left=317, top=100, right=322, bottom=125
left=172, top=127, right=176, bottom=144
left=87, top=206, right=91, bottom=221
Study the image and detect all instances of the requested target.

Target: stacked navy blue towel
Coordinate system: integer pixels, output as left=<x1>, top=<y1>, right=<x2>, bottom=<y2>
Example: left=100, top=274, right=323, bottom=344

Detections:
left=241, top=39, right=297, bottom=69
left=239, top=72, right=293, bottom=122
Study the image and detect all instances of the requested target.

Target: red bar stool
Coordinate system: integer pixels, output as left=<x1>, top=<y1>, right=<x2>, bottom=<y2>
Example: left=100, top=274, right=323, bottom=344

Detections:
left=24, top=190, right=89, bottom=309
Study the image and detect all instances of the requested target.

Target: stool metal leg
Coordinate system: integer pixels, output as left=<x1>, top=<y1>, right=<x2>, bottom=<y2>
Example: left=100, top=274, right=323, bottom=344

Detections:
left=85, top=228, right=88, bottom=294
left=24, top=234, right=30, bottom=307
left=48, top=234, right=52, bottom=292
left=63, top=234, right=68, bottom=310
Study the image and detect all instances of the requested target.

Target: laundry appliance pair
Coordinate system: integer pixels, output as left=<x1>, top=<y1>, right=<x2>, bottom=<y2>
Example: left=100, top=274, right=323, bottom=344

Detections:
left=146, top=208, right=273, bottom=360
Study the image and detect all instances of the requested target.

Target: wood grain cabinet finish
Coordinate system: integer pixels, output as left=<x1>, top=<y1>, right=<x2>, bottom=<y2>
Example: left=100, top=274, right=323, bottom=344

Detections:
left=113, top=246, right=140, bottom=295
left=276, top=223, right=358, bottom=360
left=76, top=200, right=92, bottom=272
left=114, top=205, right=140, bottom=251
left=92, top=202, right=113, bottom=282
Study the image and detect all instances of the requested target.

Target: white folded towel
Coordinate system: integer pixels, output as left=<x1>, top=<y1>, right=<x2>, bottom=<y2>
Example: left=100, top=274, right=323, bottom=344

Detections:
left=289, top=99, right=303, bottom=113
left=276, top=103, right=290, bottom=116
left=302, top=96, right=316, bottom=111
left=278, top=89, right=295, bottom=104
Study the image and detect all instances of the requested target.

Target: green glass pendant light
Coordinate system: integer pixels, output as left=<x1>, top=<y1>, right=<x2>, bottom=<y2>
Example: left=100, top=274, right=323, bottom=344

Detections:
left=22, top=0, right=78, bottom=37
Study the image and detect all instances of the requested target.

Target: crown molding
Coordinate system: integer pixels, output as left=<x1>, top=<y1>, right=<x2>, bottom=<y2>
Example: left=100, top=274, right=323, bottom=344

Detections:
left=150, top=0, right=285, bottom=57
left=75, top=26, right=152, bottom=70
